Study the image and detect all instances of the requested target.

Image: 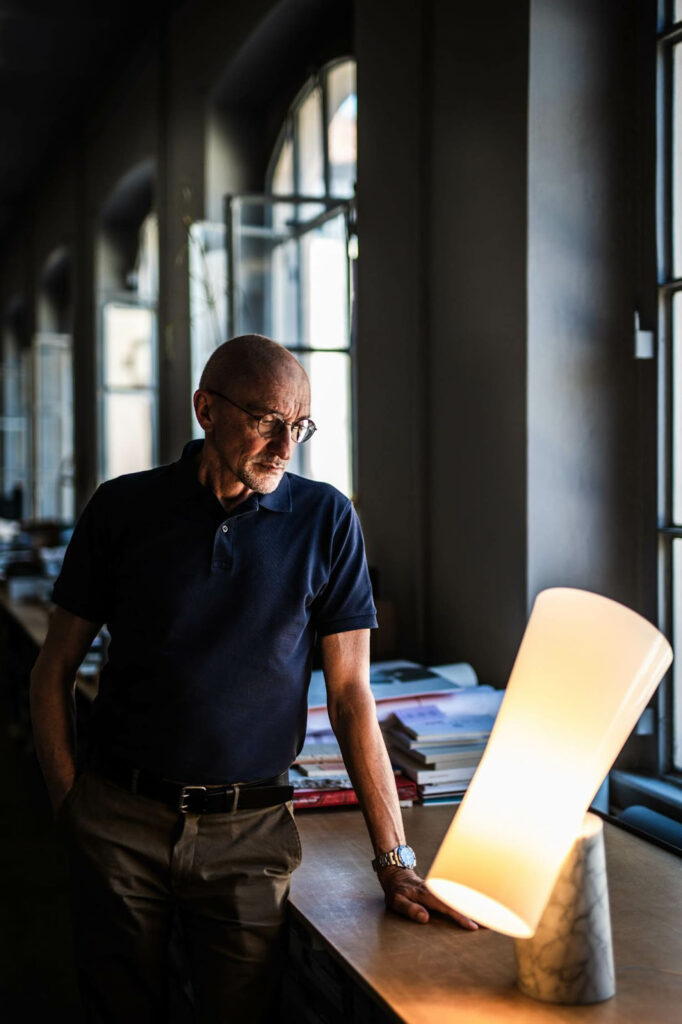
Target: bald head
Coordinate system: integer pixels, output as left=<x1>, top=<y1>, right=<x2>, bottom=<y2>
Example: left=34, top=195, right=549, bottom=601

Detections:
left=194, top=334, right=311, bottom=499
left=199, top=334, right=308, bottom=398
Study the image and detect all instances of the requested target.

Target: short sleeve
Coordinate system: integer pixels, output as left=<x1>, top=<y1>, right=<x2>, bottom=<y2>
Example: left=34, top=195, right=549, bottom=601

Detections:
left=52, top=486, right=112, bottom=624
left=312, top=501, right=378, bottom=637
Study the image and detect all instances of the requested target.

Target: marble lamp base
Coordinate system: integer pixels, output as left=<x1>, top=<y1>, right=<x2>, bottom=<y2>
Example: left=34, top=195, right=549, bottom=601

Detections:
left=514, top=813, right=615, bottom=1004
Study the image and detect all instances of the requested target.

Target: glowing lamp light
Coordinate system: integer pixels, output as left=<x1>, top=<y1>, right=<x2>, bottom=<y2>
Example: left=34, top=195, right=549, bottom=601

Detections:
left=426, top=589, right=673, bottom=949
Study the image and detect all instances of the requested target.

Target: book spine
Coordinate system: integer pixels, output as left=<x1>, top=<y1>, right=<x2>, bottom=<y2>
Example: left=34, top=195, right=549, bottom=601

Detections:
left=293, top=776, right=417, bottom=808
left=294, top=790, right=359, bottom=809
left=399, top=764, right=476, bottom=784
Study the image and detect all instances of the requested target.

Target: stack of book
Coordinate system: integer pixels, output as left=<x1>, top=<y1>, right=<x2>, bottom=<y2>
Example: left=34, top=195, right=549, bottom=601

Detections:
left=382, top=702, right=500, bottom=805
left=291, top=734, right=417, bottom=809
left=294, top=659, right=501, bottom=810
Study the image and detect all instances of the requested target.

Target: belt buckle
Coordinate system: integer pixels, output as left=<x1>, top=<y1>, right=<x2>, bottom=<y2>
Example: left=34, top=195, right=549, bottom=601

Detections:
left=178, top=784, right=207, bottom=814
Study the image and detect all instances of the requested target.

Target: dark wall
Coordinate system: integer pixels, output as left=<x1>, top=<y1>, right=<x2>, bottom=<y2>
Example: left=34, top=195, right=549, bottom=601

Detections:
left=356, top=0, right=530, bottom=678
left=527, top=0, right=641, bottom=615
left=426, top=0, right=530, bottom=678
left=355, top=0, right=428, bottom=660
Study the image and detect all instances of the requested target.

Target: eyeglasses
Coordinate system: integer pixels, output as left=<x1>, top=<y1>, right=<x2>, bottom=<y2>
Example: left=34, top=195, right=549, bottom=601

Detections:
left=206, top=389, right=317, bottom=444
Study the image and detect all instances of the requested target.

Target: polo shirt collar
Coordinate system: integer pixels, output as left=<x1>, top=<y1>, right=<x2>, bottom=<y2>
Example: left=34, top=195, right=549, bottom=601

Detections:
left=175, top=439, right=291, bottom=514
left=259, top=474, right=292, bottom=511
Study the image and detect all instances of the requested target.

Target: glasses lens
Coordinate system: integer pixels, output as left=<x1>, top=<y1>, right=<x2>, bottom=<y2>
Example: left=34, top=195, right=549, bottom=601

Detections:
left=257, top=415, right=316, bottom=442
left=293, top=420, right=316, bottom=444
left=257, top=414, right=284, bottom=438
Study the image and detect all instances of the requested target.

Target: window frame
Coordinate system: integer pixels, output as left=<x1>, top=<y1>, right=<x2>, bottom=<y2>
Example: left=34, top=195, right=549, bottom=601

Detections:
left=32, top=330, right=74, bottom=522
left=96, top=297, right=159, bottom=484
left=263, top=56, right=358, bottom=496
left=657, top=1, right=682, bottom=778
left=266, top=56, right=357, bottom=201
left=224, top=192, right=357, bottom=497
left=96, top=205, right=159, bottom=485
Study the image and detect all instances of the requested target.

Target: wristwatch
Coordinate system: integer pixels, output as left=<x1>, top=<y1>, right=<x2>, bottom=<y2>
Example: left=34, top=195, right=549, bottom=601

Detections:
left=371, top=844, right=417, bottom=872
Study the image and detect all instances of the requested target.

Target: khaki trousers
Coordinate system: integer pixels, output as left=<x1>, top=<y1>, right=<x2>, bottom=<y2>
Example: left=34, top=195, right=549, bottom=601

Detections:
left=59, top=770, right=302, bottom=1024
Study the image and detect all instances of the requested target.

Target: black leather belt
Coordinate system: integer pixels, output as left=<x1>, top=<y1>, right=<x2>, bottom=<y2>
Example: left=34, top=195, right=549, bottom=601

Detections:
left=92, top=756, right=293, bottom=814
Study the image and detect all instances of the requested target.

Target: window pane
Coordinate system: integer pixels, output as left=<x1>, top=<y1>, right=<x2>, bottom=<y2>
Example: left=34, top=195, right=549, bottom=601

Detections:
left=309, top=351, right=352, bottom=496
left=327, top=61, right=357, bottom=198
left=0, top=350, right=29, bottom=518
left=676, top=1, right=682, bottom=25
left=229, top=197, right=327, bottom=344
left=296, top=87, right=325, bottom=197
left=229, top=199, right=274, bottom=338
left=289, top=351, right=352, bottom=497
left=103, top=305, right=154, bottom=388
left=189, top=223, right=226, bottom=381
left=104, top=392, right=154, bottom=479
left=226, top=194, right=353, bottom=498
left=672, top=540, right=682, bottom=769
left=272, top=136, right=294, bottom=196
left=301, top=213, right=350, bottom=350
left=272, top=234, right=301, bottom=345
left=136, top=214, right=159, bottom=302
left=673, top=46, right=682, bottom=277
left=34, top=333, right=74, bottom=520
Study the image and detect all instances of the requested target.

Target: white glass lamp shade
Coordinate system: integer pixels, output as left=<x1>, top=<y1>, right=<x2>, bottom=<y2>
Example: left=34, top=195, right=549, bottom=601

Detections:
left=426, top=588, right=673, bottom=938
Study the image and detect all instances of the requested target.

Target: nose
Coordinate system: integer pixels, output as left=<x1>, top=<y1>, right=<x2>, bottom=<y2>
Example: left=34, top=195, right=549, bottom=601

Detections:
left=267, top=424, right=294, bottom=460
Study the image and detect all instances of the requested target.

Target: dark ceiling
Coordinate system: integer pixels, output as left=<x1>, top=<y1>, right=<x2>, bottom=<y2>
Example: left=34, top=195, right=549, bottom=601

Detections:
left=0, top=0, right=177, bottom=248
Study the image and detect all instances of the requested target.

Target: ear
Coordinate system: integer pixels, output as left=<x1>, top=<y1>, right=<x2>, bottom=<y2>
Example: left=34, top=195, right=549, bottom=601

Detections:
left=193, top=390, right=214, bottom=434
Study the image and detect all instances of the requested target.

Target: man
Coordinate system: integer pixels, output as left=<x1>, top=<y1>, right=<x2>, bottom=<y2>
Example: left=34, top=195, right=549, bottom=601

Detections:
left=30, top=335, right=476, bottom=1024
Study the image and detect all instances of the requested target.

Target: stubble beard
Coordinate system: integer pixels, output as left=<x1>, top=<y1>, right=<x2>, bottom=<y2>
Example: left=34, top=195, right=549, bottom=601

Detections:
left=238, top=458, right=286, bottom=494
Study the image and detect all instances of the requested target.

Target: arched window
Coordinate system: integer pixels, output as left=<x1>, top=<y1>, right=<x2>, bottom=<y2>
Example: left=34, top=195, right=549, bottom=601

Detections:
left=269, top=58, right=357, bottom=201
left=225, top=58, right=357, bottom=497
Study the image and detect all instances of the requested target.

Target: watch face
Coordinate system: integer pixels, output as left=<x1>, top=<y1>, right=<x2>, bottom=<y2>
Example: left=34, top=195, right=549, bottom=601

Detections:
left=397, top=844, right=416, bottom=869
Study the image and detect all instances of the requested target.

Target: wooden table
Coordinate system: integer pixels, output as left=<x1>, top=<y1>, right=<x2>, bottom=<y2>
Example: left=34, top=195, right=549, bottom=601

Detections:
left=288, top=805, right=682, bottom=1023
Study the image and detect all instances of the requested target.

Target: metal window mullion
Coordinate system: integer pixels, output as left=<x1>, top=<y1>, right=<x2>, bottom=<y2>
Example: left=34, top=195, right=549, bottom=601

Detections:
left=658, top=36, right=674, bottom=282
left=660, top=22, right=682, bottom=45
left=281, top=345, right=350, bottom=355
left=658, top=529, right=674, bottom=769
left=228, top=192, right=341, bottom=205
left=658, top=30, right=676, bottom=530
left=658, top=18, right=679, bottom=775
left=321, top=68, right=331, bottom=199
left=151, top=308, right=159, bottom=467
left=658, top=285, right=674, bottom=780
left=659, top=285, right=674, bottom=527
left=292, top=112, right=301, bottom=197
left=97, top=301, right=106, bottom=483
left=225, top=195, right=235, bottom=340
left=102, top=385, right=158, bottom=396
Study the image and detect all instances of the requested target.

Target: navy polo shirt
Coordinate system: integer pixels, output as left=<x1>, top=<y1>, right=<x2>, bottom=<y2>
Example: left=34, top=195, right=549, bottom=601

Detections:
left=53, top=440, right=377, bottom=783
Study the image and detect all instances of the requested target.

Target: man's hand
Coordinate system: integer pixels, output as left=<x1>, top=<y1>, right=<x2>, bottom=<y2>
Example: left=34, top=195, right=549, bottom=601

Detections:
left=52, top=783, right=74, bottom=821
left=377, top=866, right=479, bottom=929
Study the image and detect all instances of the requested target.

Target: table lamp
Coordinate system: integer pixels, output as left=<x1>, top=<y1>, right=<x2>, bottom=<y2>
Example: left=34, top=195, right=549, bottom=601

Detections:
left=425, top=588, right=673, bottom=1004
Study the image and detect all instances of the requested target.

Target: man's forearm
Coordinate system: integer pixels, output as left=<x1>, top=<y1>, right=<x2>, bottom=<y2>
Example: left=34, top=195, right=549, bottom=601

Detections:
left=29, top=666, right=78, bottom=814
left=329, top=689, right=405, bottom=855
left=321, top=630, right=478, bottom=928
left=29, top=607, right=101, bottom=813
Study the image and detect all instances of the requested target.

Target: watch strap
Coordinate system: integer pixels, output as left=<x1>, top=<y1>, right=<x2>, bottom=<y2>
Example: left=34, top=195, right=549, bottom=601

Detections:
left=371, top=844, right=416, bottom=872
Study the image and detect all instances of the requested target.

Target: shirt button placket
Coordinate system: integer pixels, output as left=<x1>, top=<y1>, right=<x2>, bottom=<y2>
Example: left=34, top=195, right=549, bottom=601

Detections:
left=211, top=522, right=232, bottom=572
